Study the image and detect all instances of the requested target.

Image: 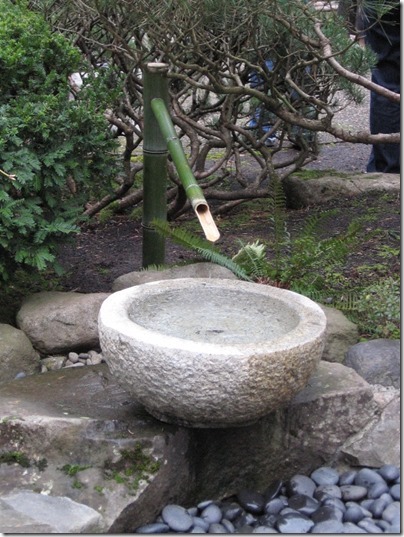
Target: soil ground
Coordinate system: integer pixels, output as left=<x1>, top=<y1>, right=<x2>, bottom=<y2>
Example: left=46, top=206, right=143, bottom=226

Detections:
left=55, top=150, right=400, bottom=295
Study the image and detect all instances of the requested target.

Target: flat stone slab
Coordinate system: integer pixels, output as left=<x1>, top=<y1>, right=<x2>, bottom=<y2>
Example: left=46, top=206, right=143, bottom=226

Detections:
left=0, top=366, right=193, bottom=533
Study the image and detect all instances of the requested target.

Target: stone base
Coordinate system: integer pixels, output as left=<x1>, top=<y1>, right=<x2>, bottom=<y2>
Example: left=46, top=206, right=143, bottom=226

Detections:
left=0, top=361, right=394, bottom=533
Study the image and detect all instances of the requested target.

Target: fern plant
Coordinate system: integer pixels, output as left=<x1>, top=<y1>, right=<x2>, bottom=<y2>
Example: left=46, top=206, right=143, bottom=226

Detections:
left=151, top=219, right=251, bottom=281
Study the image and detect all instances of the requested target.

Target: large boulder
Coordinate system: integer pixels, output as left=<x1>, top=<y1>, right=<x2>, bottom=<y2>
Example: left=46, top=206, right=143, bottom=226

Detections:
left=16, top=292, right=110, bottom=354
left=344, top=339, right=400, bottom=388
left=0, top=324, right=40, bottom=384
left=319, top=304, right=359, bottom=363
left=112, top=262, right=237, bottom=291
left=283, top=172, right=400, bottom=209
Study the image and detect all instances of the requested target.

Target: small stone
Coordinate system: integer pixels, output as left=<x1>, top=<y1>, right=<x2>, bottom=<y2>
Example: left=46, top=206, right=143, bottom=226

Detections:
left=220, top=519, right=235, bottom=533
left=311, top=505, right=343, bottom=524
left=41, top=355, right=66, bottom=371
left=276, top=512, right=314, bottom=533
left=192, top=516, right=209, bottom=531
left=342, top=522, right=367, bottom=533
left=208, top=523, right=227, bottom=533
left=354, top=468, right=387, bottom=488
left=367, top=481, right=389, bottom=499
left=314, top=484, right=342, bottom=499
left=191, top=527, right=206, bottom=534
left=68, top=352, right=79, bottom=363
left=343, top=504, right=365, bottom=523
left=135, top=522, right=170, bottom=533
left=368, top=497, right=390, bottom=518
left=221, top=503, right=242, bottom=522
left=14, top=372, right=27, bottom=379
left=339, top=470, right=357, bottom=486
left=310, top=520, right=345, bottom=533
left=41, top=364, right=48, bottom=373
left=390, top=484, right=400, bottom=500
left=201, top=504, right=222, bottom=525
left=64, top=362, right=85, bottom=368
left=198, top=500, right=214, bottom=510
left=378, top=465, right=400, bottom=482
left=357, top=518, right=383, bottom=533
left=234, top=512, right=257, bottom=527
left=265, top=498, right=285, bottom=515
left=162, top=504, right=193, bottom=532
left=64, top=359, right=74, bottom=367
left=252, top=526, right=278, bottom=533
left=285, top=475, right=316, bottom=497
left=340, top=485, right=368, bottom=501
left=237, top=489, right=265, bottom=514
left=89, top=353, right=103, bottom=365
left=310, top=467, right=339, bottom=486
left=321, top=496, right=346, bottom=514
left=382, top=501, right=401, bottom=523
left=78, top=352, right=89, bottom=360
left=288, top=494, right=319, bottom=516
left=188, top=507, right=199, bottom=517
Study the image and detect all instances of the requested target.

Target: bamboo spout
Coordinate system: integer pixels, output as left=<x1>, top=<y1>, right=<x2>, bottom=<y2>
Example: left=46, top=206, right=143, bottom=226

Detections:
left=151, top=97, right=220, bottom=242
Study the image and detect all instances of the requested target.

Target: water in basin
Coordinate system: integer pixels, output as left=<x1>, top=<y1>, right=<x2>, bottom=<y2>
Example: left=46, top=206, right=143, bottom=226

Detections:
left=129, top=287, right=299, bottom=344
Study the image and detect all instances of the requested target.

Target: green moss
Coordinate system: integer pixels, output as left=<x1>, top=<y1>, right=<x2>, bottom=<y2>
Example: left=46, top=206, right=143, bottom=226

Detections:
left=0, top=451, right=31, bottom=468
left=59, top=463, right=91, bottom=477
left=103, top=443, right=161, bottom=493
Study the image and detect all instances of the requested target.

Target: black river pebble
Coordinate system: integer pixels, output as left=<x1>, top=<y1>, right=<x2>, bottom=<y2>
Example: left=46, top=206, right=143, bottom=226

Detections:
left=133, top=465, right=400, bottom=533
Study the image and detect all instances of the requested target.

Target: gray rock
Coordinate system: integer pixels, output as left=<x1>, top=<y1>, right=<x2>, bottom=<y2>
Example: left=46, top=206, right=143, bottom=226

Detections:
left=344, top=339, right=400, bottom=388
left=41, top=355, right=66, bottom=371
left=378, top=465, right=400, bottom=482
left=340, top=485, right=368, bottom=501
left=283, top=172, right=400, bottom=209
left=112, top=262, right=237, bottom=292
left=0, top=365, right=194, bottom=533
left=285, top=475, right=316, bottom=497
left=200, top=503, right=222, bottom=524
left=162, top=505, right=193, bottom=532
left=311, top=519, right=345, bottom=533
left=319, top=304, right=359, bottom=363
left=310, top=466, right=340, bottom=486
left=0, top=323, right=40, bottom=384
left=276, top=511, right=314, bottom=533
left=341, top=394, right=400, bottom=468
left=0, top=491, right=104, bottom=533
left=16, top=291, right=110, bottom=354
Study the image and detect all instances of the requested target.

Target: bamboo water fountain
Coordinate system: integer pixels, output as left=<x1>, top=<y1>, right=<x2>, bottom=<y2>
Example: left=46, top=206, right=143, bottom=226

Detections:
left=98, top=63, right=327, bottom=428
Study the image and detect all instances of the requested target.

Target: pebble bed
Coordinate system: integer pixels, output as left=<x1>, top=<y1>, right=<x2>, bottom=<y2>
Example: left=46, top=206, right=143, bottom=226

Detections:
left=134, top=465, right=400, bottom=534
left=40, top=350, right=105, bottom=373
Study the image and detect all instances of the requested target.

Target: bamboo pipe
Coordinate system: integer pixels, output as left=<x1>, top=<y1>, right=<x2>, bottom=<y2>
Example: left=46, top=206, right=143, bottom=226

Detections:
left=142, top=63, right=169, bottom=267
left=151, top=97, right=220, bottom=243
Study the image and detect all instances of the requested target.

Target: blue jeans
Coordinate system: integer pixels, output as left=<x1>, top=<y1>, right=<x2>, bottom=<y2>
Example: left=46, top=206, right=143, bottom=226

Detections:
left=365, top=4, right=400, bottom=173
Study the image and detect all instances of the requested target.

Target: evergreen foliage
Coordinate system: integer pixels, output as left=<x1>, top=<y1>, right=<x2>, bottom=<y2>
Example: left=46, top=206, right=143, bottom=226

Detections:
left=0, top=0, right=119, bottom=280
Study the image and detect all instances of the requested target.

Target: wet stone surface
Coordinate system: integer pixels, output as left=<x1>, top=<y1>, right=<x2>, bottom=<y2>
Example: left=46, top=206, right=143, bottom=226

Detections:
left=133, top=465, right=401, bottom=534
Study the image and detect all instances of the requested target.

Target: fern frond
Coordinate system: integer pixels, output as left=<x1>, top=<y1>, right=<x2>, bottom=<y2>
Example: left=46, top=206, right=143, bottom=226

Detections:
left=151, top=219, right=252, bottom=281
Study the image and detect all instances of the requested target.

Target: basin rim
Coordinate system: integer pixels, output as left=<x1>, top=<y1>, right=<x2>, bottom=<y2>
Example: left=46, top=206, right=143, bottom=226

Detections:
left=99, top=278, right=327, bottom=355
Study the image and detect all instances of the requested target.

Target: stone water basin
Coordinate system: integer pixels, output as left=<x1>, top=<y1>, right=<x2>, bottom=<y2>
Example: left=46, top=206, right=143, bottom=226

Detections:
left=98, top=278, right=327, bottom=427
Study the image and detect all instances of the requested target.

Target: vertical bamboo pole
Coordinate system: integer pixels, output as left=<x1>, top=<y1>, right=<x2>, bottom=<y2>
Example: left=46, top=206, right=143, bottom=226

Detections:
left=142, top=63, right=169, bottom=268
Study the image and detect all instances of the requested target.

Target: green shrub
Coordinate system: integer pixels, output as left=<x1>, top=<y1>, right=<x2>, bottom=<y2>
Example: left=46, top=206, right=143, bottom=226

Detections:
left=0, top=0, right=119, bottom=280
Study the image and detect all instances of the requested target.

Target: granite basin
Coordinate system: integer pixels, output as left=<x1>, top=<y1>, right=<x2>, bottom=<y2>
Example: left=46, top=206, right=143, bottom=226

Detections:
left=98, top=278, right=327, bottom=427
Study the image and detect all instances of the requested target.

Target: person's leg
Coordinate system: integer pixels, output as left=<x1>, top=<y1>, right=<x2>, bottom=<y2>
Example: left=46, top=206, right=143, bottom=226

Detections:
left=365, top=5, right=400, bottom=173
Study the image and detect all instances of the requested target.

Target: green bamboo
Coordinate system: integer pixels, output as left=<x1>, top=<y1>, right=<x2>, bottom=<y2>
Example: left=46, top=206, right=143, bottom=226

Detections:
left=150, top=97, right=205, bottom=210
left=142, top=63, right=169, bottom=268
